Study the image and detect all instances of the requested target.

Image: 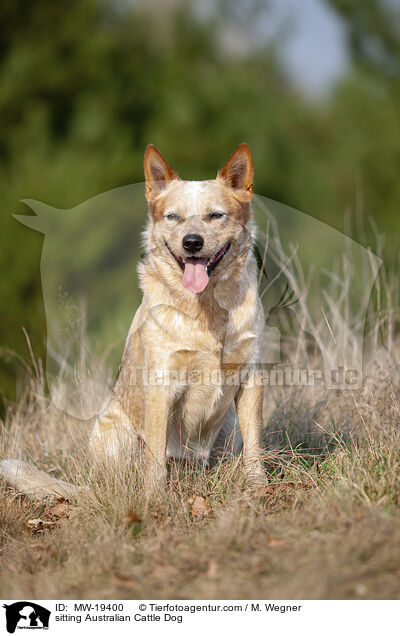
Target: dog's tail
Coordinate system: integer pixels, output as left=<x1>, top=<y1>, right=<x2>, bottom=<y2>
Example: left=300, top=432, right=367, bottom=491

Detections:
left=0, top=459, right=81, bottom=500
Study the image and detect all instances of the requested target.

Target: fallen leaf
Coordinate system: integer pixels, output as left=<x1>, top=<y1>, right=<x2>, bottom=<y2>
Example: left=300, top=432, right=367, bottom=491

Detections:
left=123, top=508, right=142, bottom=524
left=267, top=536, right=290, bottom=547
left=49, top=499, right=72, bottom=519
left=189, top=496, right=210, bottom=518
left=26, top=518, right=55, bottom=534
left=113, top=571, right=135, bottom=588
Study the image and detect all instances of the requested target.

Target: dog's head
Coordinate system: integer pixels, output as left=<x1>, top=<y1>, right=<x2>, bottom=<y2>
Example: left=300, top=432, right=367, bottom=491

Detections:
left=144, top=143, right=254, bottom=294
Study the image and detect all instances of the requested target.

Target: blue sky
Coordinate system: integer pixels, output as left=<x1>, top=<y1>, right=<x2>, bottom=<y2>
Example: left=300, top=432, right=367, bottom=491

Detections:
left=256, top=0, right=349, bottom=94
left=203, top=0, right=350, bottom=94
left=271, top=0, right=348, bottom=93
left=143, top=0, right=350, bottom=95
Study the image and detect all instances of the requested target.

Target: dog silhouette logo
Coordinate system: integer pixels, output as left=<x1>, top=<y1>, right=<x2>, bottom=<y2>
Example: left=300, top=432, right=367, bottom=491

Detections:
left=3, top=602, right=50, bottom=633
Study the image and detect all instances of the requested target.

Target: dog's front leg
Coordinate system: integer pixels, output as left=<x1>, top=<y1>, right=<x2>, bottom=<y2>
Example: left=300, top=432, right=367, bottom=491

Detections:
left=144, top=384, right=170, bottom=494
left=90, top=399, right=137, bottom=467
left=235, top=377, right=265, bottom=484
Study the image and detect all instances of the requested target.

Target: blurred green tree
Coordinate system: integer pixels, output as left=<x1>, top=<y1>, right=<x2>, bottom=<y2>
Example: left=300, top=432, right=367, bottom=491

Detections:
left=0, top=0, right=399, bottom=401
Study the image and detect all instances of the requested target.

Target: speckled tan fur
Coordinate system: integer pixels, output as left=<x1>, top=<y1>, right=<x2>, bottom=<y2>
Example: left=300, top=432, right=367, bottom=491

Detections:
left=90, top=144, right=265, bottom=491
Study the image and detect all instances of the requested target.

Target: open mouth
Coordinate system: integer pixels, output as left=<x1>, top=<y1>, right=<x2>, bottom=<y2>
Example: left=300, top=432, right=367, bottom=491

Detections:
left=165, top=241, right=231, bottom=294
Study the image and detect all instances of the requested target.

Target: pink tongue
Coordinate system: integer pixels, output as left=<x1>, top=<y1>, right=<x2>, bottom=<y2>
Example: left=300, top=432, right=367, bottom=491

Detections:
left=182, top=258, right=209, bottom=294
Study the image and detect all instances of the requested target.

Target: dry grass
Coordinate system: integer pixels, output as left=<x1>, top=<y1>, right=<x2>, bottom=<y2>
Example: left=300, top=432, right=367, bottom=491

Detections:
left=2, top=223, right=400, bottom=600
left=1, top=345, right=400, bottom=600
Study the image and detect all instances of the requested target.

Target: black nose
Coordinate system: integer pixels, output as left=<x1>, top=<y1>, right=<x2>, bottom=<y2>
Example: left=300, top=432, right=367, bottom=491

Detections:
left=182, top=234, right=204, bottom=253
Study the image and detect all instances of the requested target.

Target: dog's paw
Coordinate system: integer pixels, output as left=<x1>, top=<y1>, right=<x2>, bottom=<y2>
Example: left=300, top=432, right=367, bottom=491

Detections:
left=244, top=462, right=267, bottom=491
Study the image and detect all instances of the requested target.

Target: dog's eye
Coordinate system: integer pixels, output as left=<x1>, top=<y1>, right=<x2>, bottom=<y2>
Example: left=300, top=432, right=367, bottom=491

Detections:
left=208, top=211, right=224, bottom=220
left=165, top=213, right=180, bottom=221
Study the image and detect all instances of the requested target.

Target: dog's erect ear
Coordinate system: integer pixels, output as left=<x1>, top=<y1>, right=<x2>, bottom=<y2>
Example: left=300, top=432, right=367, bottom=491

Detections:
left=144, top=144, right=179, bottom=201
left=217, top=143, right=253, bottom=195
